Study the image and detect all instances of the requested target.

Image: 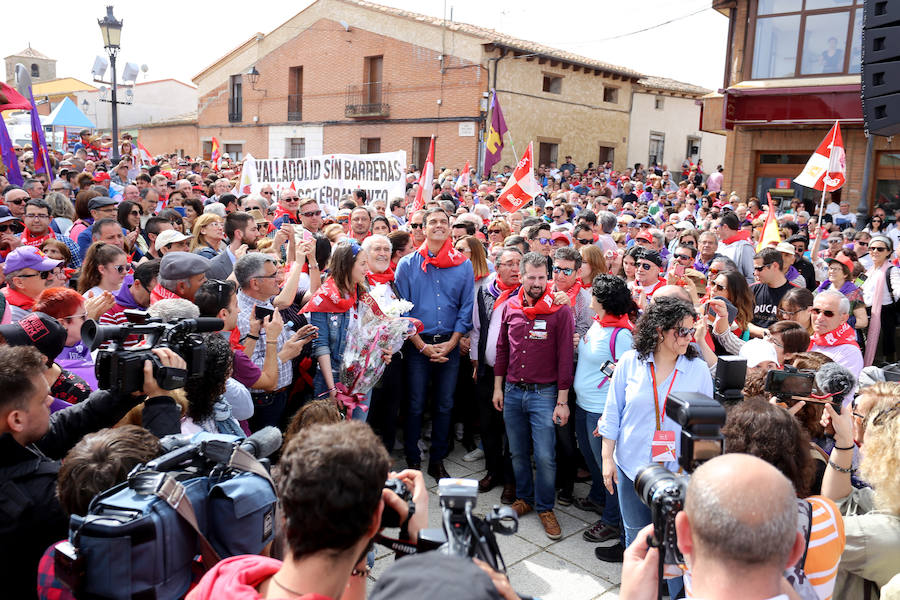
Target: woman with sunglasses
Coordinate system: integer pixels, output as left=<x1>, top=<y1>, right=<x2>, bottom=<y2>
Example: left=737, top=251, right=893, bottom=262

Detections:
left=486, top=219, right=510, bottom=250
left=78, top=242, right=128, bottom=298
left=597, top=297, right=712, bottom=568
left=863, top=214, right=888, bottom=236
left=821, top=387, right=900, bottom=599
left=190, top=213, right=226, bottom=259
left=33, top=287, right=98, bottom=399
left=861, top=235, right=900, bottom=364
left=117, top=200, right=147, bottom=258
left=709, top=269, right=755, bottom=342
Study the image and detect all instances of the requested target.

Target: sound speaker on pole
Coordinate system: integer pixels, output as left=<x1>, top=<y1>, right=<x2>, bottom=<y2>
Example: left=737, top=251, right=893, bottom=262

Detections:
left=862, top=0, right=900, bottom=136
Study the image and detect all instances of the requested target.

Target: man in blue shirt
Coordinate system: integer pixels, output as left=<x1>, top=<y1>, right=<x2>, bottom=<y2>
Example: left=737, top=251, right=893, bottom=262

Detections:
left=395, top=207, right=474, bottom=480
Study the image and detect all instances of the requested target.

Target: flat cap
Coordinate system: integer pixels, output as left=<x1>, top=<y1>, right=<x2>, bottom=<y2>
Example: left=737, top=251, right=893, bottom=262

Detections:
left=159, top=251, right=210, bottom=280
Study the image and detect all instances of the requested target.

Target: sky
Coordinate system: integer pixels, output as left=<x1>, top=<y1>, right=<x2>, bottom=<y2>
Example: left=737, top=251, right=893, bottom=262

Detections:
left=5, top=0, right=728, bottom=90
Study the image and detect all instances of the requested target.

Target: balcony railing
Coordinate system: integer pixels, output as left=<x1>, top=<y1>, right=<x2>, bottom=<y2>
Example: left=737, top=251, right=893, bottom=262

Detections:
left=287, top=94, right=302, bottom=121
left=228, top=97, right=242, bottom=123
left=345, top=82, right=390, bottom=118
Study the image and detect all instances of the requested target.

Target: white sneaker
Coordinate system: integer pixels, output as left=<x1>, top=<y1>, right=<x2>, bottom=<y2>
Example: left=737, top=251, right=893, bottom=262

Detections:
left=463, top=447, right=485, bottom=462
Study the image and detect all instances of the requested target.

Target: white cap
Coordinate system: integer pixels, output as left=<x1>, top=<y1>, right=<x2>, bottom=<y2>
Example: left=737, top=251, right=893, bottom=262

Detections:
left=775, top=241, right=796, bottom=255
left=739, top=339, right=779, bottom=368
left=155, top=229, right=193, bottom=251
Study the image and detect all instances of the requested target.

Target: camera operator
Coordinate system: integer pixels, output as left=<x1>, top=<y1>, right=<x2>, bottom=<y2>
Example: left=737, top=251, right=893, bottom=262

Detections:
left=620, top=454, right=806, bottom=600
left=187, top=421, right=428, bottom=600
left=0, top=344, right=185, bottom=600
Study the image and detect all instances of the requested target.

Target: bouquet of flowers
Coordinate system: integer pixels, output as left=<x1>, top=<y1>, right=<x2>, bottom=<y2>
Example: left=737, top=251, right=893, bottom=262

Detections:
left=336, top=298, right=420, bottom=414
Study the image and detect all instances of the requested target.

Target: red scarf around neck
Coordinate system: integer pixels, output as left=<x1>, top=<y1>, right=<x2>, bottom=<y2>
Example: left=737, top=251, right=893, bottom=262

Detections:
left=555, top=280, right=582, bottom=306
left=418, top=239, right=467, bottom=272
left=593, top=313, right=634, bottom=331
left=494, top=277, right=520, bottom=307
left=366, top=266, right=395, bottom=286
left=20, top=229, right=53, bottom=248
left=273, top=206, right=298, bottom=223
left=3, top=286, right=36, bottom=310
left=720, top=230, right=752, bottom=245
left=305, top=278, right=357, bottom=313
left=150, top=283, right=182, bottom=304
left=810, top=321, right=859, bottom=349
left=510, top=284, right=564, bottom=320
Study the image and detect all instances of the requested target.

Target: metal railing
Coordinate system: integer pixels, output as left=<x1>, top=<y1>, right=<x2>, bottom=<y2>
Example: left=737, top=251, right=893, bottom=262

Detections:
left=287, top=94, right=302, bottom=121
left=228, top=97, right=242, bottom=123
left=345, top=82, right=390, bottom=117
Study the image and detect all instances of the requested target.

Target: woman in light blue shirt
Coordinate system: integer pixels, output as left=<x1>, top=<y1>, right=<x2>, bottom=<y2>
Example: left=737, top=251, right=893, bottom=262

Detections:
left=597, top=297, right=713, bottom=561
left=573, top=275, right=635, bottom=546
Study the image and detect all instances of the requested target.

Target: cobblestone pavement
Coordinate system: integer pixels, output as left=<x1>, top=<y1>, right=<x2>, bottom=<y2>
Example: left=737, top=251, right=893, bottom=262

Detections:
left=368, top=441, right=623, bottom=600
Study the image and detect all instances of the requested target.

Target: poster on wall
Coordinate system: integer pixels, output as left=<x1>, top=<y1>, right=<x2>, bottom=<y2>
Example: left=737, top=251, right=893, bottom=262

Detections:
left=238, top=151, right=407, bottom=211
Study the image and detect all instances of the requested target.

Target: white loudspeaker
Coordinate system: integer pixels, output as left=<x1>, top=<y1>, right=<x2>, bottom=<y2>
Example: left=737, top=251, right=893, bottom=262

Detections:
left=92, top=56, right=109, bottom=80
left=121, top=62, right=140, bottom=83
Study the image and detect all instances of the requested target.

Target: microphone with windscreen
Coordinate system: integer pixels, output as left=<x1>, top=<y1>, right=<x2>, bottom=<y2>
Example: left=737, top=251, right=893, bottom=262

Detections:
left=812, top=362, right=856, bottom=409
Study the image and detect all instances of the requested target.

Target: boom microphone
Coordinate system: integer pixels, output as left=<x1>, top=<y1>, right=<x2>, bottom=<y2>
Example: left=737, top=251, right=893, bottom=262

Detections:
left=239, top=426, right=283, bottom=460
left=814, top=362, right=856, bottom=404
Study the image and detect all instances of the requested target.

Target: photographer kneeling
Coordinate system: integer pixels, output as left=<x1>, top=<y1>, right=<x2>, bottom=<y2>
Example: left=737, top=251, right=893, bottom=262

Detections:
left=621, top=454, right=806, bottom=600
left=188, top=421, right=429, bottom=600
left=0, top=344, right=186, bottom=600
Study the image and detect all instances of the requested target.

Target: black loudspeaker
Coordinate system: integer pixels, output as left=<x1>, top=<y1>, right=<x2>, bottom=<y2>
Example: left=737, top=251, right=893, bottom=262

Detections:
left=862, top=0, right=900, bottom=136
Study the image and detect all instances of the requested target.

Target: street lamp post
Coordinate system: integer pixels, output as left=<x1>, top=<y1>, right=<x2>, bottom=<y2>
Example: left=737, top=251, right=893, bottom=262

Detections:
left=98, top=5, right=123, bottom=163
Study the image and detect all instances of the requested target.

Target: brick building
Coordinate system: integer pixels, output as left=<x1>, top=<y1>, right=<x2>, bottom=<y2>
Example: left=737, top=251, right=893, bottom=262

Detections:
left=701, top=0, right=895, bottom=212
left=190, top=0, right=639, bottom=172
left=4, top=46, right=56, bottom=85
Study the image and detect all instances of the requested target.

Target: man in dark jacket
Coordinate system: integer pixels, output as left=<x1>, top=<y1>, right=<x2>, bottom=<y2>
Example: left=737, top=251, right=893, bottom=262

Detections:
left=0, top=344, right=185, bottom=600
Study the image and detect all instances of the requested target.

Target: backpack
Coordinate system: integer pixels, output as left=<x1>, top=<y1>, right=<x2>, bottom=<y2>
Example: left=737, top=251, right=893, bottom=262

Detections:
left=62, top=437, right=277, bottom=600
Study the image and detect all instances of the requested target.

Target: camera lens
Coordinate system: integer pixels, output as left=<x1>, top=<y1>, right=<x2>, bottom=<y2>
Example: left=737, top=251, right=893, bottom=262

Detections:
left=634, top=464, right=677, bottom=508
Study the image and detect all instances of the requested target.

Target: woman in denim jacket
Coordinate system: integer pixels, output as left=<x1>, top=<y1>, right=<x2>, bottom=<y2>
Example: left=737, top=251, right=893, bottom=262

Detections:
left=306, top=241, right=371, bottom=420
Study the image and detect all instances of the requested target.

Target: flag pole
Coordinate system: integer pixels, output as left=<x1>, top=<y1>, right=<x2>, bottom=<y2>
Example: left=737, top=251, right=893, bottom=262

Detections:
left=506, top=132, right=518, bottom=164
left=815, top=121, right=839, bottom=234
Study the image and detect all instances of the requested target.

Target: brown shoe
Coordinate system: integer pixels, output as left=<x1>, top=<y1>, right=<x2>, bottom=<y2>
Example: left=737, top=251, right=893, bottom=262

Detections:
left=539, top=510, right=562, bottom=540
left=511, top=499, right=533, bottom=517
left=501, top=483, right=516, bottom=505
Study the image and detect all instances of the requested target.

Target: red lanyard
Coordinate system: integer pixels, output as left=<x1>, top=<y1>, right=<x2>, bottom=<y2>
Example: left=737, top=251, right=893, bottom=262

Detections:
left=649, top=362, right=677, bottom=431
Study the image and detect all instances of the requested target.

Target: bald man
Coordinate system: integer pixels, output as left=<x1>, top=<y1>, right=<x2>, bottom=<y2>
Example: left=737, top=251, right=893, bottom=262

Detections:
left=620, top=454, right=805, bottom=600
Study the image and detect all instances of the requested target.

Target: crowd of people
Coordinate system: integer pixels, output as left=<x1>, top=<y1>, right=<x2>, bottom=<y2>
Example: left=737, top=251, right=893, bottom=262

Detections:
left=0, top=138, right=898, bottom=600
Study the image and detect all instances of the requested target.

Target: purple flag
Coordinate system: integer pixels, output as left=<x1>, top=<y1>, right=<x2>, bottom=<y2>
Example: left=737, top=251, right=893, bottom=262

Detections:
left=27, top=87, right=53, bottom=182
left=0, top=116, right=24, bottom=186
left=482, top=90, right=508, bottom=177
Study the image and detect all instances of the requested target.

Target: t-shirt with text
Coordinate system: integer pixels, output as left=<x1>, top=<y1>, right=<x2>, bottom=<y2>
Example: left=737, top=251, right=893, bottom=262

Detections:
left=751, top=280, right=795, bottom=329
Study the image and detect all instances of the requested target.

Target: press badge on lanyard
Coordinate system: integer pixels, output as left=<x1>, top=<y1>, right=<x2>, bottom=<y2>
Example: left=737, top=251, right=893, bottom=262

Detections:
left=529, top=319, right=547, bottom=340
left=649, top=363, right=677, bottom=463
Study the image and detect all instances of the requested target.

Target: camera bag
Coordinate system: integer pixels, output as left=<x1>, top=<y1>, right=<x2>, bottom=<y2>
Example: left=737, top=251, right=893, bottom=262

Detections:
left=64, top=446, right=277, bottom=600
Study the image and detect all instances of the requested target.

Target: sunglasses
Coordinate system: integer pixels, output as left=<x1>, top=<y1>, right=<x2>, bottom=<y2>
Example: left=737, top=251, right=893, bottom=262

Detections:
left=0, top=223, right=23, bottom=233
left=637, top=262, right=655, bottom=271
left=410, top=223, right=423, bottom=229
left=17, top=271, right=53, bottom=280
left=809, top=307, right=836, bottom=318
left=674, top=254, right=692, bottom=261
left=301, top=210, right=322, bottom=218
left=107, top=264, right=128, bottom=274
left=707, top=267, right=720, bottom=277
left=488, top=229, right=502, bottom=234
left=130, top=210, right=141, bottom=216
left=575, top=237, right=593, bottom=245
left=283, top=197, right=300, bottom=202
left=553, top=266, right=575, bottom=276
left=537, top=238, right=552, bottom=245
left=261, top=191, right=274, bottom=195
left=7, top=199, right=26, bottom=205
left=855, top=240, right=868, bottom=246
left=672, top=326, right=695, bottom=339
left=680, top=240, right=696, bottom=247
left=753, top=264, right=768, bottom=272
left=206, top=278, right=236, bottom=303
left=870, top=246, right=890, bottom=252
left=870, top=403, right=900, bottom=427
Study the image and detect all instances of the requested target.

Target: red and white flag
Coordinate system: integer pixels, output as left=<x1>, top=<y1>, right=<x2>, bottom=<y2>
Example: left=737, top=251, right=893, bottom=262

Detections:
left=497, top=142, right=541, bottom=213
left=794, top=121, right=846, bottom=192
left=411, top=135, right=434, bottom=212
left=136, top=140, right=157, bottom=166
left=456, top=160, right=470, bottom=191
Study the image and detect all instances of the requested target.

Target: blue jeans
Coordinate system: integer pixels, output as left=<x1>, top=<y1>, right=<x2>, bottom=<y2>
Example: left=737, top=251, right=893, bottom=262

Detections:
left=574, top=406, right=621, bottom=528
left=503, top=383, right=557, bottom=512
left=248, top=389, right=288, bottom=431
left=404, top=344, right=460, bottom=464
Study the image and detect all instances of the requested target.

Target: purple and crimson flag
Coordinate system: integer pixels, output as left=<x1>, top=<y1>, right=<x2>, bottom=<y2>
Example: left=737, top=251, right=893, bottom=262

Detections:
left=0, top=117, right=24, bottom=186
left=482, top=90, right=508, bottom=177
left=26, top=85, right=53, bottom=182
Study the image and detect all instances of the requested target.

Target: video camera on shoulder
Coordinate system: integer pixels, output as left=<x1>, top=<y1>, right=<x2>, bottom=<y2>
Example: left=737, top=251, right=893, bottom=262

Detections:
left=81, top=311, right=223, bottom=394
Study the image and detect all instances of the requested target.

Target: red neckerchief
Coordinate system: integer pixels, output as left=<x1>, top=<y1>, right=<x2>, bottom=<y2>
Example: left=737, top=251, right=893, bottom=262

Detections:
left=509, top=284, right=564, bottom=320
left=389, top=260, right=397, bottom=271
left=304, top=278, right=357, bottom=313
left=273, top=206, right=298, bottom=223
left=229, top=328, right=245, bottom=351
left=810, top=321, right=859, bottom=349
left=494, top=278, right=520, bottom=306
left=555, top=281, right=581, bottom=306
left=643, top=278, right=666, bottom=297
left=475, top=272, right=486, bottom=282
left=593, top=313, right=634, bottom=331
left=720, top=230, right=752, bottom=245
left=20, top=229, right=53, bottom=248
left=3, top=286, right=35, bottom=310
left=417, top=239, right=467, bottom=272
left=150, top=283, right=182, bottom=304
left=366, top=266, right=395, bottom=285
